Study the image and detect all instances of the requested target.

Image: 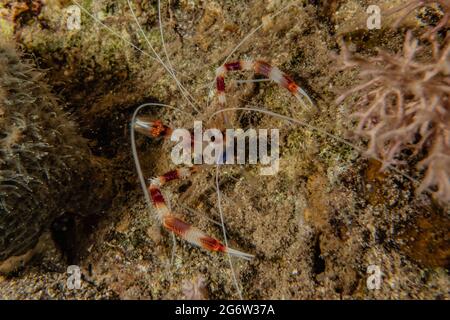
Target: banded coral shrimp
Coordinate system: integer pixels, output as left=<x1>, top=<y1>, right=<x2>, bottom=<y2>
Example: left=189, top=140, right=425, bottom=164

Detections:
left=66, top=0, right=439, bottom=299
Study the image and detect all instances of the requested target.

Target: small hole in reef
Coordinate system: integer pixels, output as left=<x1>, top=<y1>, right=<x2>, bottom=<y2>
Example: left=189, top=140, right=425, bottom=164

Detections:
left=178, top=181, right=192, bottom=193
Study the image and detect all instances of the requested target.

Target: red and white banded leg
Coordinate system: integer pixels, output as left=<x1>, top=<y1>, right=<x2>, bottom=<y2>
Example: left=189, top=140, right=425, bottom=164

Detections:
left=215, top=59, right=314, bottom=113
left=148, top=167, right=254, bottom=260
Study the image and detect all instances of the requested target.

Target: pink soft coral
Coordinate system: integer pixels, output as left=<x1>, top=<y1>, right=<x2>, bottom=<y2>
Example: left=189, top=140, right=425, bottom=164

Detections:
left=337, top=31, right=450, bottom=203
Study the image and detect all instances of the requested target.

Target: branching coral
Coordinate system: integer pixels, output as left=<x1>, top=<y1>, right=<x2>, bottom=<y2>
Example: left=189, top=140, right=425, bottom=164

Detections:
left=337, top=32, right=450, bottom=203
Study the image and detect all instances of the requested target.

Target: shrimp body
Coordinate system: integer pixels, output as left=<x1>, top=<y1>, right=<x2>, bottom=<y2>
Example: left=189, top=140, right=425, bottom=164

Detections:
left=132, top=60, right=313, bottom=260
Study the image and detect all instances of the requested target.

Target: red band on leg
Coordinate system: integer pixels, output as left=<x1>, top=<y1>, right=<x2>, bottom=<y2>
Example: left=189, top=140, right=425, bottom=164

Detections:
left=200, top=236, right=226, bottom=252
left=216, top=76, right=225, bottom=92
left=224, top=61, right=242, bottom=71
left=149, top=186, right=165, bottom=205
left=255, top=60, right=272, bottom=77
left=163, top=216, right=191, bottom=236
left=162, top=170, right=180, bottom=183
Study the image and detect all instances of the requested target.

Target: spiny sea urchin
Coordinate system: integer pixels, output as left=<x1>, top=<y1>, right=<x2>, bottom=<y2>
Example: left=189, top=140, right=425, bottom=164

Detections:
left=0, top=40, right=95, bottom=272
